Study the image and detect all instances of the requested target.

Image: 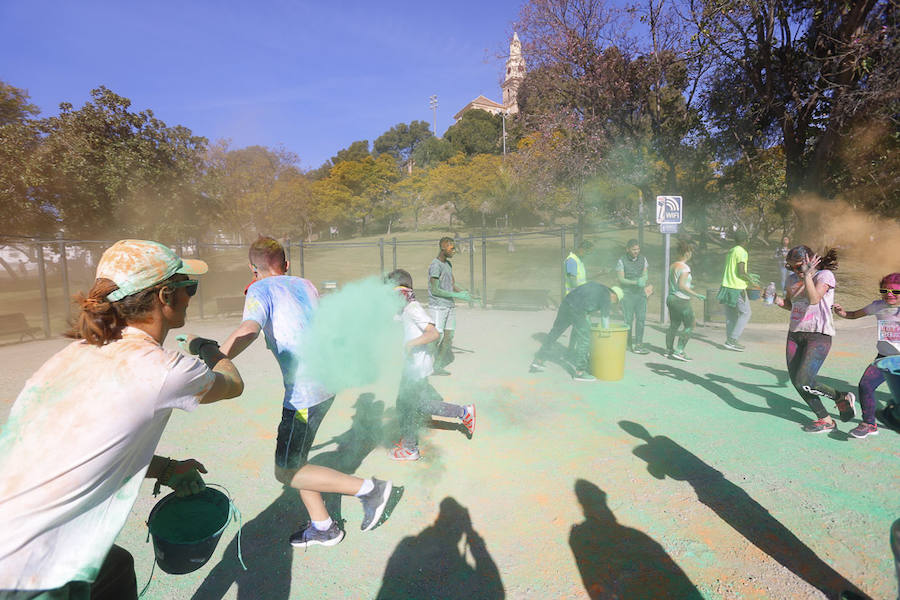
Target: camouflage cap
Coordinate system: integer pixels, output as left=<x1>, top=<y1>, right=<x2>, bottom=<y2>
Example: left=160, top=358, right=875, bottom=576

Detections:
left=96, top=240, right=208, bottom=301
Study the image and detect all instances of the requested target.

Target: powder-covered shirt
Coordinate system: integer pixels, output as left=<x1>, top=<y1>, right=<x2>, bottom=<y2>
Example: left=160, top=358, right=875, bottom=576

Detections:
left=565, top=281, right=613, bottom=315
left=669, top=262, right=692, bottom=300
left=242, top=275, right=331, bottom=410
left=427, top=258, right=455, bottom=309
left=399, top=299, right=435, bottom=380
left=616, top=255, right=648, bottom=294
left=787, top=270, right=836, bottom=336
left=863, top=300, right=900, bottom=356
left=721, top=245, right=749, bottom=290
left=0, top=327, right=214, bottom=590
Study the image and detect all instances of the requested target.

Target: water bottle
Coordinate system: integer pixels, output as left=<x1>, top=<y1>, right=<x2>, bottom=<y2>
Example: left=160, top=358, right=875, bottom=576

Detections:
left=764, top=282, right=776, bottom=305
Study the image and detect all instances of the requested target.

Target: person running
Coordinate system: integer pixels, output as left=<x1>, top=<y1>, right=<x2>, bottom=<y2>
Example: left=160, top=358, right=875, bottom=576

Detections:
left=530, top=282, right=624, bottom=381
left=0, top=240, right=244, bottom=599
left=220, top=236, right=395, bottom=548
left=427, top=237, right=474, bottom=376
left=832, top=272, right=900, bottom=438
left=774, top=236, right=791, bottom=294
left=565, top=239, right=592, bottom=295
left=616, top=239, right=652, bottom=354
left=773, top=245, right=857, bottom=433
left=385, top=269, right=475, bottom=461
left=665, top=240, right=706, bottom=362
left=717, top=230, right=759, bottom=351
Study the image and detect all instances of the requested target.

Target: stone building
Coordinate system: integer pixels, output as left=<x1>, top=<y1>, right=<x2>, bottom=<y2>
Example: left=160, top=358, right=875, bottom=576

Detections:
left=453, top=33, right=527, bottom=121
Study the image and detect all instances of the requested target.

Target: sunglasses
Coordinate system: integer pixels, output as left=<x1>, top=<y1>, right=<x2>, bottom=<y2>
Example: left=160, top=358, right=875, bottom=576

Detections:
left=165, top=279, right=199, bottom=297
left=784, top=263, right=803, bottom=272
left=880, top=288, right=900, bottom=296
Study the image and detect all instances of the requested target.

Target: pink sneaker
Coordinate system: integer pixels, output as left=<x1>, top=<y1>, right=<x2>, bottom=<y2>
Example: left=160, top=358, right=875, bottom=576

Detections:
left=461, top=404, right=476, bottom=437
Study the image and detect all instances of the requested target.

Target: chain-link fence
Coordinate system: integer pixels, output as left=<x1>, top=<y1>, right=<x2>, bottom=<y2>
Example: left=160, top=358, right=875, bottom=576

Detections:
left=0, top=228, right=581, bottom=342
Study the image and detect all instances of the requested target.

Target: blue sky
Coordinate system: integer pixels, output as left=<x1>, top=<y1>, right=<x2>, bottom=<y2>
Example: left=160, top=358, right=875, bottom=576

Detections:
left=1, top=0, right=524, bottom=169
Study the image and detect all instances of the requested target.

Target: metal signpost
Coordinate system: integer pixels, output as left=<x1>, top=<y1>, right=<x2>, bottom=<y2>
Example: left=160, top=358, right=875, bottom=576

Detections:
left=656, top=196, right=683, bottom=323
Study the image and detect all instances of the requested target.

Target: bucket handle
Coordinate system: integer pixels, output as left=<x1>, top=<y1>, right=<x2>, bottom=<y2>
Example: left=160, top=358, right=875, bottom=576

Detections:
left=140, top=484, right=247, bottom=597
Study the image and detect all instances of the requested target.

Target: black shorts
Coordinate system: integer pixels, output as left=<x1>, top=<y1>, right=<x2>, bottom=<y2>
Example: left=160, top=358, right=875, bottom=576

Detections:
left=275, top=397, right=335, bottom=469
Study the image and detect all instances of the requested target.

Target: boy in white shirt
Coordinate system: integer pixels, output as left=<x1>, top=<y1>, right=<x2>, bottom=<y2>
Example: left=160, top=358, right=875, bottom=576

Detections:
left=386, top=269, right=475, bottom=460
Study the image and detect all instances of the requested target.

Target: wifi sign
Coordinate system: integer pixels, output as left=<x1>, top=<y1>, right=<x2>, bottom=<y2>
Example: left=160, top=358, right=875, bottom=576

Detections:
left=655, top=196, right=683, bottom=224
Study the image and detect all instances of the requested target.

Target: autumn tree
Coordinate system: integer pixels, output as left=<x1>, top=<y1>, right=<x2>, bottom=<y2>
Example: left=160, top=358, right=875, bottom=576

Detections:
left=373, top=121, right=433, bottom=164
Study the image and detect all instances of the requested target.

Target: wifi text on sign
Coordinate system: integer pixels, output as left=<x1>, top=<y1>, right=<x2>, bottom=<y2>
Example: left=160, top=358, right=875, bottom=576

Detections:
left=655, top=196, right=682, bottom=224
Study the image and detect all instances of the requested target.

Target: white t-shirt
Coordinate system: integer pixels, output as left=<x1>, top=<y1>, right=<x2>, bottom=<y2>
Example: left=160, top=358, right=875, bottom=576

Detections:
left=399, top=300, right=435, bottom=380
left=788, top=270, right=836, bottom=336
left=0, top=327, right=214, bottom=590
left=863, top=300, right=900, bottom=356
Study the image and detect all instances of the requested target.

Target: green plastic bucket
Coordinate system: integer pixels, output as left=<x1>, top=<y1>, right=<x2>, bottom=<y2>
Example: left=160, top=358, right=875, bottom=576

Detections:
left=147, top=487, right=232, bottom=574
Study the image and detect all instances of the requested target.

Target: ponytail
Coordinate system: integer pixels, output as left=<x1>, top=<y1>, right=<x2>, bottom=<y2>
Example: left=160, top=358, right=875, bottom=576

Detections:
left=66, top=276, right=170, bottom=346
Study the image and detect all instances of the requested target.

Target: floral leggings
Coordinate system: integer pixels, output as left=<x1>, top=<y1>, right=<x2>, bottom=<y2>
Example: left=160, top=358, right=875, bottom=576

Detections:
left=858, top=355, right=886, bottom=425
left=786, top=331, right=838, bottom=419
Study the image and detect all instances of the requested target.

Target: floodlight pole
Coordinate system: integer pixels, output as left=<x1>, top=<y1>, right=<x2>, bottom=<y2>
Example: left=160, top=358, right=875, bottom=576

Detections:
left=429, top=95, right=438, bottom=136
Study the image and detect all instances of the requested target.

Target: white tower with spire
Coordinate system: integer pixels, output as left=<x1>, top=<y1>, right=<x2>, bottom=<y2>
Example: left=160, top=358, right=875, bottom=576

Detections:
left=502, top=32, right=526, bottom=114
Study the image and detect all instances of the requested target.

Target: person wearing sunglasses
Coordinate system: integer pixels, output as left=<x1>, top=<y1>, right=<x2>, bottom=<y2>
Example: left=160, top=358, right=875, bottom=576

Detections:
left=772, top=245, right=857, bottom=433
left=832, top=272, right=900, bottom=438
left=0, top=240, right=244, bottom=599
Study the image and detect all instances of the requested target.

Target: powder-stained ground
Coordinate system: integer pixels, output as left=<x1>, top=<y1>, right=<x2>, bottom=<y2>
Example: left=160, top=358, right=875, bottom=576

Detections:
left=1, top=305, right=896, bottom=599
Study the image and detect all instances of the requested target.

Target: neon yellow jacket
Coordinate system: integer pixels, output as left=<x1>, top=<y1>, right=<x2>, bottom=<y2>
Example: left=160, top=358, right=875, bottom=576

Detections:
left=565, top=252, right=586, bottom=295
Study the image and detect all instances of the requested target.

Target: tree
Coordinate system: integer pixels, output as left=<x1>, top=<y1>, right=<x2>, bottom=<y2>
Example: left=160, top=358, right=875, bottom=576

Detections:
left=30, top=86, right=209, bottom=241
left=411, top=136, right=455, bottom=167
left=444, top=110, right=504, bottom=156
left=392, top=170, right=429, bottom=231
left=314, top=154, right=400, bottom=235
left=373, top=121, right=433, bottom=164
left=425, top=153, right=506, bottom=227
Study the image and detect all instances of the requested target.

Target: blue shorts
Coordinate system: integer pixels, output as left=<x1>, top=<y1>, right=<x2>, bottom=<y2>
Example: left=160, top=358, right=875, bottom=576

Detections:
left=275, top=397, right=334, bottom=469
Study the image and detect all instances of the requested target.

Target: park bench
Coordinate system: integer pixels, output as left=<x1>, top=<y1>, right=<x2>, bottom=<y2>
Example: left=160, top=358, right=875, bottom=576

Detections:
left=490, top=288, right=552, bottom=310
left=215, top=296, right=245, bottom=315
left=0, top=313, right=42, bottom=341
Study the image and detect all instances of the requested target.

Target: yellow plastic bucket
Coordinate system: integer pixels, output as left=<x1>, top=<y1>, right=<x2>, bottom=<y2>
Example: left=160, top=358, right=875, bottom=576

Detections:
left=590, top=326, right=629, bottom=381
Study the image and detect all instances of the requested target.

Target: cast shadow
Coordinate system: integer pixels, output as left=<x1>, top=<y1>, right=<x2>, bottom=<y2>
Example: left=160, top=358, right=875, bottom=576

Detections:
left=646, top=323, right=724, bottom=350
left=308, top=392, right=385, bottom=521
left=191, top=485, right=302, bottom=600
left=375, top=497, right=504, bottom=600
left=530, top=332, right=575, bottom=375
left=619, top=420, right=870, bottom=600
left=569, top=479, right=702, bottom=599
left=646, top=362, right=848, bottom=438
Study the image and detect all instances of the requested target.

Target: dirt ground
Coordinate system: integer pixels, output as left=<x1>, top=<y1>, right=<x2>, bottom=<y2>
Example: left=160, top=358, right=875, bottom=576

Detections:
left=0, top=303, right=897, bottom=600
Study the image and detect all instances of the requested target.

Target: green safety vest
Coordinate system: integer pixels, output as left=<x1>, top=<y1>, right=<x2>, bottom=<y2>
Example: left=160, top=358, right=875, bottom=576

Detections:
left=565, top=252, right=586, bottom=295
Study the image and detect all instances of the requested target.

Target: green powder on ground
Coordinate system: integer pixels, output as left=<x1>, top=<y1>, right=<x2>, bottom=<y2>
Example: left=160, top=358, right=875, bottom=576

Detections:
left=302, top=277, right=405, bottom=393
left=150, top=492, right=228, bottom=543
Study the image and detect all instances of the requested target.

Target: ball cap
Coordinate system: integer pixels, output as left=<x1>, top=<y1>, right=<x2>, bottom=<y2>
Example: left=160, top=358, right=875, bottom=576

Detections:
left=97, top=240, right=208, bottom=301
left=609, top=285, right=625, bottom=303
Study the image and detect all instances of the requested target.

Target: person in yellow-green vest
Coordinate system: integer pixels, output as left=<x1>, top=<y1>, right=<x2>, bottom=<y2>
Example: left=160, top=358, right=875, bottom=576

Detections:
left=716, top=230, right=759, bottom=351
left=565, top=240, right=593, bottom=295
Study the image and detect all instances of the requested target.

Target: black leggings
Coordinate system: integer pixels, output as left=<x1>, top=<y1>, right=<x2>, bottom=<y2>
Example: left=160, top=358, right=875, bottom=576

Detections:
left=786, top=331, right=837, bottom=419
left=666, top=296, right=695, bottom=352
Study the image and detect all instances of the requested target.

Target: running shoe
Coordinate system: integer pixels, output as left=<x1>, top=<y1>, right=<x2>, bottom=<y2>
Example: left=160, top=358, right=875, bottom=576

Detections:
left=835, top=392, right=857, bottom=422
left=359, top=477, right=393, bottom=531
left=670, top=351, right=692, bottom=362
left=432, top=368, right=451, bottom=376
left=802, top=418, right=836, bottom=433
left=461, top=404, right=476, bottom=436
left=388, top=442, right=420, bottom=461
left=849, top=422, right=878, bottom=439
left=632, top=345, right=650, bottom=355
left=573, top=371, right=597, bottom=382
left=529, top=360, right=545, bottom=372
left=724, top=339, right=745, bottom=352
left=290, top=521, right=344, bottom=548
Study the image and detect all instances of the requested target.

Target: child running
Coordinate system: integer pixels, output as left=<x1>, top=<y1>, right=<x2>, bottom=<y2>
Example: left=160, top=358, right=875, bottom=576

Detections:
left=833, top=272, right=900, bottom=438
left=665, top=240, right=706, bottom=361
left=220, top=236, right=395, bottom=548
left=386, top=269, right=475, bottom=461
left=773, top=245, right=857, bottom=433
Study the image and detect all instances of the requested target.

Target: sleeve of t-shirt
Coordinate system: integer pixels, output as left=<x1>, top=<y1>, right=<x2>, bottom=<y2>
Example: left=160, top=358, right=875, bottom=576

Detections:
left=428, top=261, right=441, bottom=280
left=242, top=285, right=270, bottom=329
left=157, top=351, right=216, bottom=412
left=615, top=258, right=624, bottom=273
left=815, top=269, right=836, bottom=289
left=862, top=301, right=880, bottom=316
left=736, top=247, right=749, bottom=264
left=567, top=258, right=579, bottom=275
left=408, top=301, right=434, bottom=330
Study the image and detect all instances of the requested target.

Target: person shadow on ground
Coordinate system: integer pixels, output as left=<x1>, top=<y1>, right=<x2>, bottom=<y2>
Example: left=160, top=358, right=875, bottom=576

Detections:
left=376, top=497, right=504, bottom=599
left=190, top=393, right=384, bottom=600
left=307, top=392, right=385, bottom=521
left=569, top=478, right=702, bottom=599
left=619, top=420, right=871, bottom=600
left=190, top=485, right=301, bottom=600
